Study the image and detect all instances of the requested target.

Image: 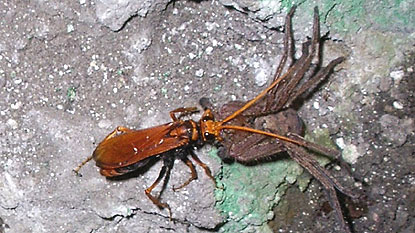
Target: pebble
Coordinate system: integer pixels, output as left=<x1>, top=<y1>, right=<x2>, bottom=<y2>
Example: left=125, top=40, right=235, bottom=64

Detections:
left=7, top=119, right=18, bottom=129
left=205, top=46, right=213, bottom=55
left=11, top=101, right=22, bottom=110
left=313, top=101, right=319, bottom=110
left=0, top=76, right=5, bottom=87
left=390, top=70, right=404, bottom=83
left=98, top=119, right=112, bottom=129
left=254, top=69, right=268, bottom=87
left=195, top=69, right=204, bottom=77
left=392, top=101, right=403, bottom=109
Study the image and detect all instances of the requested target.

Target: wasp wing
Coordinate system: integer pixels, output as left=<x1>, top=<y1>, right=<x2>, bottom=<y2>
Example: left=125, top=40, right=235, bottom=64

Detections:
left=93, top=122, right=191, bottom=173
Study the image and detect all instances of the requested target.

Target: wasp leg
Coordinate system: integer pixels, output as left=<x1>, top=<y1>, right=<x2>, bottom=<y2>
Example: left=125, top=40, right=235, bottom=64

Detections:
left=173, top=157, right=197, bottom=191
left=145, top=162, right=172, bottom=219
left=169, top=107, right=199, bottom=121
left=189, top=150, right=216, bottom=186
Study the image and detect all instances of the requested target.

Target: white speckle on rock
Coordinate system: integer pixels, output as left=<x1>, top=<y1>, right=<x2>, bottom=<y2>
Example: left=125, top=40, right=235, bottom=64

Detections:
left=184, top=85, right=190, bottom=92
left=313, top=101, right=320, bottom=110
left=234, top=44, right=242, bottom=50
left=342, top=143, right=360, bottom=164
left=67, top=24, right=74, bottom=33
left=89, top=60, right=99, bottom=71
left=14, top=79, right=22, bottom=85
left=7, top=118, right=18, bottom=129
left=253, top=59, right=271, bottom=87
left=132, top=36, right=152, bottom=54
left=205, top=22, right=218, bottom=31
left=98, top=119, right=113, bottom=129
left=254, top=69, right=268, bottom=87
left=392, top=101, right=403, bottom=109
left=285, top=175, right=296, bottom=184
left=189, top=52, right=196, bottom=60
left=336, top=137, right=345, bottom=149
left=195, top=69, right=204, bottom=78
left=11, top=101, right=22, bottom=110
left=390, top=70, right=404, bottom=83
left=205, top=46, right=213, bottom=55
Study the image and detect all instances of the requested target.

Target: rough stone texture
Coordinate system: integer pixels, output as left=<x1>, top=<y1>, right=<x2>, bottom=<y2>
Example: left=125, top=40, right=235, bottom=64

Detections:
left=0, top=0, right=414, bottom=233
left=379, top=114, right=413, bottom=147
left=96, top=0, right=170, bottom=31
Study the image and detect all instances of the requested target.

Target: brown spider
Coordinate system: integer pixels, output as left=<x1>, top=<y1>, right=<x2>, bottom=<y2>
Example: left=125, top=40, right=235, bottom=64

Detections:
left=201, top=6, right=360, bottom=233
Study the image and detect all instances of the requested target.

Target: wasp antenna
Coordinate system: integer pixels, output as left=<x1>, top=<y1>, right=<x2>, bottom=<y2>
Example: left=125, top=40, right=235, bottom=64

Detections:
left=73, top=155, right=93, bottom=176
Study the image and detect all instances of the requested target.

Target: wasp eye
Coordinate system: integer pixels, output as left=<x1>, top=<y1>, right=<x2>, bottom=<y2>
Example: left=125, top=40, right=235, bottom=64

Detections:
left=204, top=132, right=215, bottom=141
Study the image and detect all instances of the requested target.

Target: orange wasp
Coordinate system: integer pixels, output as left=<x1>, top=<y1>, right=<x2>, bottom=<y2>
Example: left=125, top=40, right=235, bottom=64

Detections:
left=74, top=6, right=355, bottom=232
left=74, top=66, right=303, bottom=214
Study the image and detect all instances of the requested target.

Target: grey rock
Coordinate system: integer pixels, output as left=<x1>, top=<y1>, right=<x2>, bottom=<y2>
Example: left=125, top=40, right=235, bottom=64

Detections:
left=95, top=0, right=169, bottom=31
left=379, top=114, right=414, bottom=146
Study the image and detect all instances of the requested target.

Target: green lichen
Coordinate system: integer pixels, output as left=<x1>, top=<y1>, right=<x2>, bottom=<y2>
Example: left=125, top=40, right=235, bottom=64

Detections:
left=279, top=0, right=415, bottom=34
left=67, top=87, right=76, bottom=102
left=209, top=148, right=304, bottom=232
left=305, top=128, right=337, bottom=149
left=214, top=85, right=222, bottom=92
left=209, top=115, right=341, bottom=233
left=322, top=0, right=415, bottom=34
left=304, top=128, right=336, bottom=165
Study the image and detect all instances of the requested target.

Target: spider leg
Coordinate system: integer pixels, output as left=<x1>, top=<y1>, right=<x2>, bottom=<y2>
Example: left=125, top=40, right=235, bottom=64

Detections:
left=288, top=132, right=364, bottom=183
left=287, top=133, right=343, bottom=161
left=266, top=5, right=297, bottom=110
left=285, top=56, right=344, bottom=107
left=266, top=7, right=321, bottom=113
left=271, top=40, right=311, bottom=111
left=284, top=142, right=357, bottom=233
left=279, top=7, right=322, bottom=110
